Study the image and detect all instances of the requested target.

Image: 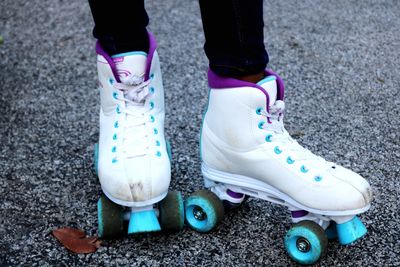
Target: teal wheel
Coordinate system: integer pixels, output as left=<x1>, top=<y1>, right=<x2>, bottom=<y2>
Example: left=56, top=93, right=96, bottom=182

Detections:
left=94, top=143, right=99, bottom=176
left=284, top=220, right=328, bottom=265
left=159, top=191, right=185, bottom=232
left=325, top=221, right=338, bottom=240
left=166, top=140, right=172, bottom=161
left=185, top=190, right=224, bottom=232
left=98, top=195, right=124, bottom=239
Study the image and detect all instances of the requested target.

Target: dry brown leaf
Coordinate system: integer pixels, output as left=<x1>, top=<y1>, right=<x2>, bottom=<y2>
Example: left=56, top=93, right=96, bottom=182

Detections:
left=53, top=227, right=85, bottom=238
left=52, top=227, right=102, bottom=254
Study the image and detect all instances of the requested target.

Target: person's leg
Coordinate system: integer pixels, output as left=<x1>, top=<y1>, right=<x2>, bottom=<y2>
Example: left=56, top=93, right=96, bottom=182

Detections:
left=199, top=0, right=268, bottom=82
left=88, top=0, right=149, bottom=55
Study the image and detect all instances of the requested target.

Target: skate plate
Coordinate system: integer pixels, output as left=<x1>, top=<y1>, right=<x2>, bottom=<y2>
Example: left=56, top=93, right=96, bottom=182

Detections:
left=202, top=162, right=370, bottom=223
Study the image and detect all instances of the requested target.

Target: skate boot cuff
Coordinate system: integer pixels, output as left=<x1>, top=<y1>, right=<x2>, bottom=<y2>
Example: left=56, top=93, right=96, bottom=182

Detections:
left=95, top=31, right=157, bottom=82
left=207, top=69, right=285, bottom=112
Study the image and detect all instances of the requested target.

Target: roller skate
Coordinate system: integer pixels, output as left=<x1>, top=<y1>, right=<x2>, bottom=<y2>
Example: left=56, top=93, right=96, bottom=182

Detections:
left=185, top=70, right=373, bottom=264
left=94, top=33, right=184, bottom=239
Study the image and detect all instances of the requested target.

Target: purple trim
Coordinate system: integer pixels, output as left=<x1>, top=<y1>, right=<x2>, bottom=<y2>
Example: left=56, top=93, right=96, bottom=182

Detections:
left=95, top=31, right=157, bottom=82
left=265, top=69, right=285, bottom=100
left=207, top=69, right=285, bottom=112
left=227, top=189, right=244, bottom=199
left=145, top=32, right=157, bottom=80
left=96, top=41, right=121, bottom=83
left=291, top=210, right=309, bottom=218
left=208, top=69, right=271, bottom=111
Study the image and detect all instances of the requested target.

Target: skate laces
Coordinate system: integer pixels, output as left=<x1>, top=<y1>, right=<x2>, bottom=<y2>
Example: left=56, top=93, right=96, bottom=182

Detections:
left=260, top=100, right=333, bottom=173
left=113, top=75, right=152, bottom=159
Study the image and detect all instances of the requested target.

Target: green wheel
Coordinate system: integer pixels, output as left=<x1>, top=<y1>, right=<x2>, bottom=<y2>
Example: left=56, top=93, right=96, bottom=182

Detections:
left=284, top=220, right=328, bottom=265
left=185, top=190, right=224, bottom=232
left=159, top=191, right=185, bottom=232
left=97, top=195, right=124, bottom=239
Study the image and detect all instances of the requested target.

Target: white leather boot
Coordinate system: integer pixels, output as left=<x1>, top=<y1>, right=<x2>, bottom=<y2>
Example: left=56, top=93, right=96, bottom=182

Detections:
left=94, top=33, right=183, bottom=237
left=185, top=69, right=373, bottom=264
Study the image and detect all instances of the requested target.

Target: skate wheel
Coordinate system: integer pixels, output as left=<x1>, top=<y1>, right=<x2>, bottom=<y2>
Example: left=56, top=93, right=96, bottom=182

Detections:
left=222, top=200, right=242, bottom=210
left=159, top=191, right=185, bottom=232
left=284, top=220, right=328, bottom=265
left=325, top=221, right=338, bottom=240
left=222, top=195, right=249, bottom=211
left=93, top=143, right=99, bottom=176
left=97, top=195, right=124, bottom=239
left=185, top=190, right=224, bottom=232
left=166, top=140, right=172, bottom=161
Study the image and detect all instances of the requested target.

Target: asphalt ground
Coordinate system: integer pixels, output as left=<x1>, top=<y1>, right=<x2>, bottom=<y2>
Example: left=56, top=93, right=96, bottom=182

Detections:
left=1, top=0, right=399, bottom=266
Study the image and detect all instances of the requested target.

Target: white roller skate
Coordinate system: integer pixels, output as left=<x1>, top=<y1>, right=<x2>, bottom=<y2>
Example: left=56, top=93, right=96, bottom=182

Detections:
left=94, top=33, right=184, bottom=238
left=185, top=69, right=373, bottom=264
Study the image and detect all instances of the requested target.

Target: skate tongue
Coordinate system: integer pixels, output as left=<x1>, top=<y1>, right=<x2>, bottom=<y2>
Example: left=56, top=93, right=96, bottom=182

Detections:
left=257, top=76, right=277, bottom=107
left=112, top=52, right=147, bottom=84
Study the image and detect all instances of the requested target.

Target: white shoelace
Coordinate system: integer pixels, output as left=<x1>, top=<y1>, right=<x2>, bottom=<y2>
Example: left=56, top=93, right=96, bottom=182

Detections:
left=261, top=100, right=333, bottom=173
left=113, top=75, right=152, bottom=159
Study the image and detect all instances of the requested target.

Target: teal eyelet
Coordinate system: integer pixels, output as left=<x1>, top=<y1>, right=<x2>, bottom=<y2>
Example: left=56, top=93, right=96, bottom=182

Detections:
left=109, top=78, right=114, bottom=85
left=150, top=115, right=155, bottom=122
left=116, top=105, right=121, bottom=114
left=155, top=140, right=160, bottom=146
left=156, top=151, right=161, bottom=157
left=112, top=146, right=116, bottom=153
left=150, top=87, right=155, bottom=93
left=256, top=107, right=263, bottom=115
left=149, top=101, right=155, bottom=109
left=265, top=134, right=273, bottom=142
left=314, top=176, right=322, bottom=182
left=114, top=121, right=119, bottom=128
left=301, top=165, right=309, bottom=173
left=150, top=73, right=155, bottom=79
left=274, top=146, right=282, bottom=154
left=112, top=158, right=117, bottom=163
left=113, top=133, right=117, bottom=140
left=153, top=128, right=158, bottom=135
left=112, top=92, right=118, bottom=99
left=258, top=121, right=265, bottom=129
left=286, top=156, right=295, bottom=164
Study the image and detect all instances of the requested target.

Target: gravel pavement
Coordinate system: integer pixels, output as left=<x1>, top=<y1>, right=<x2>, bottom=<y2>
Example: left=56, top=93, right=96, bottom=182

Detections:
left=1, top=0, right=399, bottom=266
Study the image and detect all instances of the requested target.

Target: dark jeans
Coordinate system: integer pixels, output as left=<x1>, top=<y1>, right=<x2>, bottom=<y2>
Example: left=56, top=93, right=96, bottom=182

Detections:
left=88, top=0, right=268, bottom=77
